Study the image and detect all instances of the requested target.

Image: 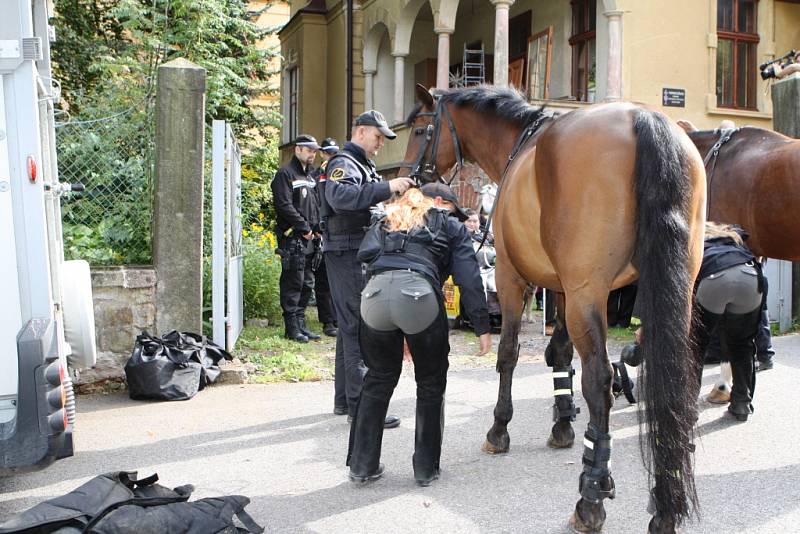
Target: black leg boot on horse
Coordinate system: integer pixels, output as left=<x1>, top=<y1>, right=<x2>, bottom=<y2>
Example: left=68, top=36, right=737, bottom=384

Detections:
left=546, top=292, right=578, bottom=449
left=563, top=303, right=616, bottom=534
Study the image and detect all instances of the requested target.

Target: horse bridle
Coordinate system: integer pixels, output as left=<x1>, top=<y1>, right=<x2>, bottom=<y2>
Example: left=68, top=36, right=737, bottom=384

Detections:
left=403, top=96, right=464, bottom=185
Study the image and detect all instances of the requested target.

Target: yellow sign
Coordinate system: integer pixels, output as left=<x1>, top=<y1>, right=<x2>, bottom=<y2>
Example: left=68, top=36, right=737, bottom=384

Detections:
left=443, top=276, right=460, bottom=320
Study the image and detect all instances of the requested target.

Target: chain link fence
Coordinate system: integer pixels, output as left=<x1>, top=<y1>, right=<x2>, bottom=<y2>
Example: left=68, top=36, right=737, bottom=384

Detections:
left=56, top=100, right=155, bottom=265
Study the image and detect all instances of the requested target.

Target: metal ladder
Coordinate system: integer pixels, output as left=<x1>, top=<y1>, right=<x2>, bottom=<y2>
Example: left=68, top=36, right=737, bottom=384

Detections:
left=462, top=44, right=485, bottom=86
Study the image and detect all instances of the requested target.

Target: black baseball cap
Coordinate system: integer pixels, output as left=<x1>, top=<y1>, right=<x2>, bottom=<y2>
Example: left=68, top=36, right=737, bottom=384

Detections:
left=420, top=182, right=469, bottom=222
left=354, top=110, right=396, bottom=139
left=320, top=137, right=339, bottom=153
left=294, top=134, right=320, bottom=150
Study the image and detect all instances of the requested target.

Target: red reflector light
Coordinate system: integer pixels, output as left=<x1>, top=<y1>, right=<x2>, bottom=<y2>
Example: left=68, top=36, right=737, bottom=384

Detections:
left=27, top=155, right=37, bottom=183
left=48, top=409, right=67, bottom=433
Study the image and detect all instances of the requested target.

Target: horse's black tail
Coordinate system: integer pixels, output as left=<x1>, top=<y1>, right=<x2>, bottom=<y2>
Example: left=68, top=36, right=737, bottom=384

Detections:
left=632, top=110, right=700, bottom=525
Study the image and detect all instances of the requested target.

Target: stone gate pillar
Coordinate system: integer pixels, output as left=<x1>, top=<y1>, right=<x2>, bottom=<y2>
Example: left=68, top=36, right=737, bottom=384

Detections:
left=153, top=58, right=206, bottom=335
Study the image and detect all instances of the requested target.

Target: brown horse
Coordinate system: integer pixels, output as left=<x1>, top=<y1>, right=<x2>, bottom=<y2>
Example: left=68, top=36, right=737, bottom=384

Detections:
left=400, top=84, right=707, bottom=533
left=685, top=126, right=800, bottom=260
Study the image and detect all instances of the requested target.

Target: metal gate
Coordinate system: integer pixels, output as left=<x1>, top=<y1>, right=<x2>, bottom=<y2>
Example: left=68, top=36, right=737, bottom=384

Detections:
left=211, top=120, right=244, bottom=351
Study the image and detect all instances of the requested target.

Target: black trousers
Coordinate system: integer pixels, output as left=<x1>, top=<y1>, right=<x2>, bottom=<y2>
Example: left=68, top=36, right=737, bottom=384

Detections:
left=695, top=306, right=761, bottom=404
left=348, top=303, right=450, bottom=474
left=314, top=257, right=336, bottom=325
left=278, top=237, right=314, bottom=321
left=706, top=275, right=773, bottom=362
left=607, top=284, right=637, bottom=328
left=324, top=249, right=368, bottom=413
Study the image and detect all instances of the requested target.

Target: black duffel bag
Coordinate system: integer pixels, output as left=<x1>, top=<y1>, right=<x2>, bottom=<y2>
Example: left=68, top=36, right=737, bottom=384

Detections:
left=0, top=471, right=264, bottom=534
left=124, top=331, right=232, bottom=401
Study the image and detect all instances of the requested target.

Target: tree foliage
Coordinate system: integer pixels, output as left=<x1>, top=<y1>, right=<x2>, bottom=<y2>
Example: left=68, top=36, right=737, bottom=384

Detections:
left=52, top=0, right=282, bottom=140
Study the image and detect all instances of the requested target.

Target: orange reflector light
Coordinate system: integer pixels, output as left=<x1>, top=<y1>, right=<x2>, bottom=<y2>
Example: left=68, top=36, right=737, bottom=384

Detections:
left=27, top=155, right=37, bottom=183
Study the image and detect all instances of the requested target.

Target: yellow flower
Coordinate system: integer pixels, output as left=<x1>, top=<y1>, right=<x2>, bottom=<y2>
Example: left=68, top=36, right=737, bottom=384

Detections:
left=258, top=212, right=265, bottom=221
left=242, top=229, right=249, bottom=237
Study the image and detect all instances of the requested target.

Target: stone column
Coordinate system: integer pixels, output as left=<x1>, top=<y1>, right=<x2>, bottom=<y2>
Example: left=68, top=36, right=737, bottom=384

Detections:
left=364, top=69, right=375, bottom=111
left=393, top=53, right=407, bottom=123
left=491, top=0, right=514, bottom=87
left=436, top=29, right=453, bottom=89
left=771, top=75, right=800, bottom=324
left=604, top=10, right=624, bottom=101
left=154, top=58, right=206, bottom=335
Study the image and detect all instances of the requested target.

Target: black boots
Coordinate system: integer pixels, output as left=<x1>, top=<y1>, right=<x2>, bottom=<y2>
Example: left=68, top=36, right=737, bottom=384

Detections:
left=284, top=317, right=308, bottom=343
left=347, top=393, right=390, bottom=483
left=729, top=355, right=756, bottom=421
left=413, top=400, right=444, bottom=487
left=297, top=316, right=321, bottom=340
left=323, top=323, right=338, bottom=337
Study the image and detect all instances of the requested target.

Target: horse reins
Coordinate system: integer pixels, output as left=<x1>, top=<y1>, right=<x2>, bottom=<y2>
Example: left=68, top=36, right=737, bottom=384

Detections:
left=477, top=113, right=551, bottom=251
left=702, top=127, right=739, bottom=212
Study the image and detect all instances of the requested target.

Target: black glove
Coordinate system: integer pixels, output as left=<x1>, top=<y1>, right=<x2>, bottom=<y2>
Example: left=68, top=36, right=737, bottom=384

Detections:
left=311, top=238, right=323, bottom=271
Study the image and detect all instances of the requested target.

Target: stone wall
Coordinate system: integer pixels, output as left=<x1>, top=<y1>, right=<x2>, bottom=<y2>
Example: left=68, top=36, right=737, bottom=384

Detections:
left=75, top=267, right=157, bottom=385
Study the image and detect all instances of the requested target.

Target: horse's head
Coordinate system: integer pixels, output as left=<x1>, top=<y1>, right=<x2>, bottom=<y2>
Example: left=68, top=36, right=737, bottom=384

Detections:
left=398, top=84, right=463, bottom=185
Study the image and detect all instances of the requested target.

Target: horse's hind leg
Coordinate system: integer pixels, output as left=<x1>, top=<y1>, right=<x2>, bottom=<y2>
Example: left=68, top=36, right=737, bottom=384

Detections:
left=546, top=292, right=578, bottom=448
left=483, top=264, right=526, bottom=455
left=563, top=290, right=616, bottom=533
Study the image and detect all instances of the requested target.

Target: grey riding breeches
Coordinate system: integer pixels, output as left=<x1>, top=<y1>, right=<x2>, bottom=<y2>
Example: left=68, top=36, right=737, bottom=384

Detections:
left=696, top=263, right=762, bottom=315
left=360, top=270, right=439, bottom=335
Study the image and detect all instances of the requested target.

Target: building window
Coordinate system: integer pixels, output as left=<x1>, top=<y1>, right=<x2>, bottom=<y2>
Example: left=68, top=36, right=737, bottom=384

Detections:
left=287, top=67, right=298, bottom=141
left=570, top=0, right=596, bottom=102
left=716, top=0, right=759, bottom=109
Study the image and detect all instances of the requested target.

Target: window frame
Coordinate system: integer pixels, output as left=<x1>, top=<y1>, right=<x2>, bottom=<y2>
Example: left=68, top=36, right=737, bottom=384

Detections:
left=287, top=66, right=299, bottom=142
left=716, top=0, right=760, bottom=110
left=569, top=0, right=596, bottom=102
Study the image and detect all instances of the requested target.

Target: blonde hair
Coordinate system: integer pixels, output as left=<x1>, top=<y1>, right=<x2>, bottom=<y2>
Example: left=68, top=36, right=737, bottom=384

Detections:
left=384, top=188, right=434, bottom=231
left=705, top=221, right=743, bottom=246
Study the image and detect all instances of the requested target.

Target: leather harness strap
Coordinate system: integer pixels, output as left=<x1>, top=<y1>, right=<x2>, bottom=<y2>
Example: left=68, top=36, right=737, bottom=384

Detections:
left=702, top=128, right=739, bottom=212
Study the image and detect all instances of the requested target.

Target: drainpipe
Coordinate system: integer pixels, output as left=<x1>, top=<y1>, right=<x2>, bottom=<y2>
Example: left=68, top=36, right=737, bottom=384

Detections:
left=346, top=0, right=353, bottom=139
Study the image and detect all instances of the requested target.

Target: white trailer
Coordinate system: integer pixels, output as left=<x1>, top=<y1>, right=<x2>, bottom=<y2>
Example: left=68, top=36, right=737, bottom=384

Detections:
left=1, top=0, right=96, bottom=472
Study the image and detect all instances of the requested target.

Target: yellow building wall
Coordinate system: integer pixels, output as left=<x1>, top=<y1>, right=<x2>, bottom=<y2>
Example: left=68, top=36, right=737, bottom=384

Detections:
left=250, top=1, right=291, bottom=108
left=325, top=6, right=349, bottom=147
left=280, top=11, right=329, bottom=160
left=282, top=0, right=800, bottom=165
left=775, top=1, right=800, bottom=58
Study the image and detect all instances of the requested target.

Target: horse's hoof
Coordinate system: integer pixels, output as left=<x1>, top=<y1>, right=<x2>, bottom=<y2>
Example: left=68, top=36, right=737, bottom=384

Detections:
left=568, top=511, right=602, bottom=534
left=647, top=514, right=677, bottom=534
left=482, top=439, right=509, bottom=454
left=547, top=435, right=574, bottom=449
left=547, top=422, right=575, bottom=449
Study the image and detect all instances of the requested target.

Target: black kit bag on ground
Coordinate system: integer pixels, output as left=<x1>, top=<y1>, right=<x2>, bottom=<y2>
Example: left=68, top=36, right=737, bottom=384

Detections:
left=0, top=471, right=264, bottom=534
left=124, top=331, right=232, bottom=401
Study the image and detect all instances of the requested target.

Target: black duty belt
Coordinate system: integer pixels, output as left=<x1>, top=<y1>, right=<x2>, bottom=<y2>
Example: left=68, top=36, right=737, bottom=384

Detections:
left=325, top=213, right=371, bottom=235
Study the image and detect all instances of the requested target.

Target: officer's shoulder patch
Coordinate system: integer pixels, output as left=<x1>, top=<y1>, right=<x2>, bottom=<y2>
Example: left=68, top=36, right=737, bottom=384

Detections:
left=329, top=167, right=345, bottom=181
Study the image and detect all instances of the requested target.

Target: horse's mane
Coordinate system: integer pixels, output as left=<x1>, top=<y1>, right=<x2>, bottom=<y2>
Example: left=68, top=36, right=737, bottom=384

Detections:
left=687, top=125, right=767, bottom=140
left=407, top=85, right=546, bottom=129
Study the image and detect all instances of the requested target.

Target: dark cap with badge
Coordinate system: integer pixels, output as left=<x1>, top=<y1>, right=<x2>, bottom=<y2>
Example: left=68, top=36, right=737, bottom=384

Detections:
left=294, top=134, right=320, bottom=150
left=320, top=137, right=339, bottom=153
left=354, top=110, right=397, bottom=140
left=420, top=182, right=469, bottom=222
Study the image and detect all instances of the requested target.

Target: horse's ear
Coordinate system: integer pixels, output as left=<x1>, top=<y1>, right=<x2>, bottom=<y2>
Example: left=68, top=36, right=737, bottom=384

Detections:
left=415, top=83, right=434, bottom=109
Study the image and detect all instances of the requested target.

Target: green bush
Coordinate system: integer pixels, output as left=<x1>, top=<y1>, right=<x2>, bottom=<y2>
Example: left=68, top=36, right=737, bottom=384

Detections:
left=242, top=227, right=282, bottom=324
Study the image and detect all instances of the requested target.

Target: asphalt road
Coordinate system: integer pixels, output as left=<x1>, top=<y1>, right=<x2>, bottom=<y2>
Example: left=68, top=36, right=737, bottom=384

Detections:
left=1, top=335, right=799, bottom=533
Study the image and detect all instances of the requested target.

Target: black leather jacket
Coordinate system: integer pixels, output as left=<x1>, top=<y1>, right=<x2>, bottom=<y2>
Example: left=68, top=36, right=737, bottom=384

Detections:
left=358, top=208, right=490, bottom=336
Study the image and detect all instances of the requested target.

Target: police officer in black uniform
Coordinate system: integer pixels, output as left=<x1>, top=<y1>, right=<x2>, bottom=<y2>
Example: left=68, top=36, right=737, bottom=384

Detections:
left=310, top=138, right=340, bottom=338
left=320, top=110, right=415, bottom=425
left=271, top=134, right=323, bottom=343
left=347, top=184, right=491, bottom=485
